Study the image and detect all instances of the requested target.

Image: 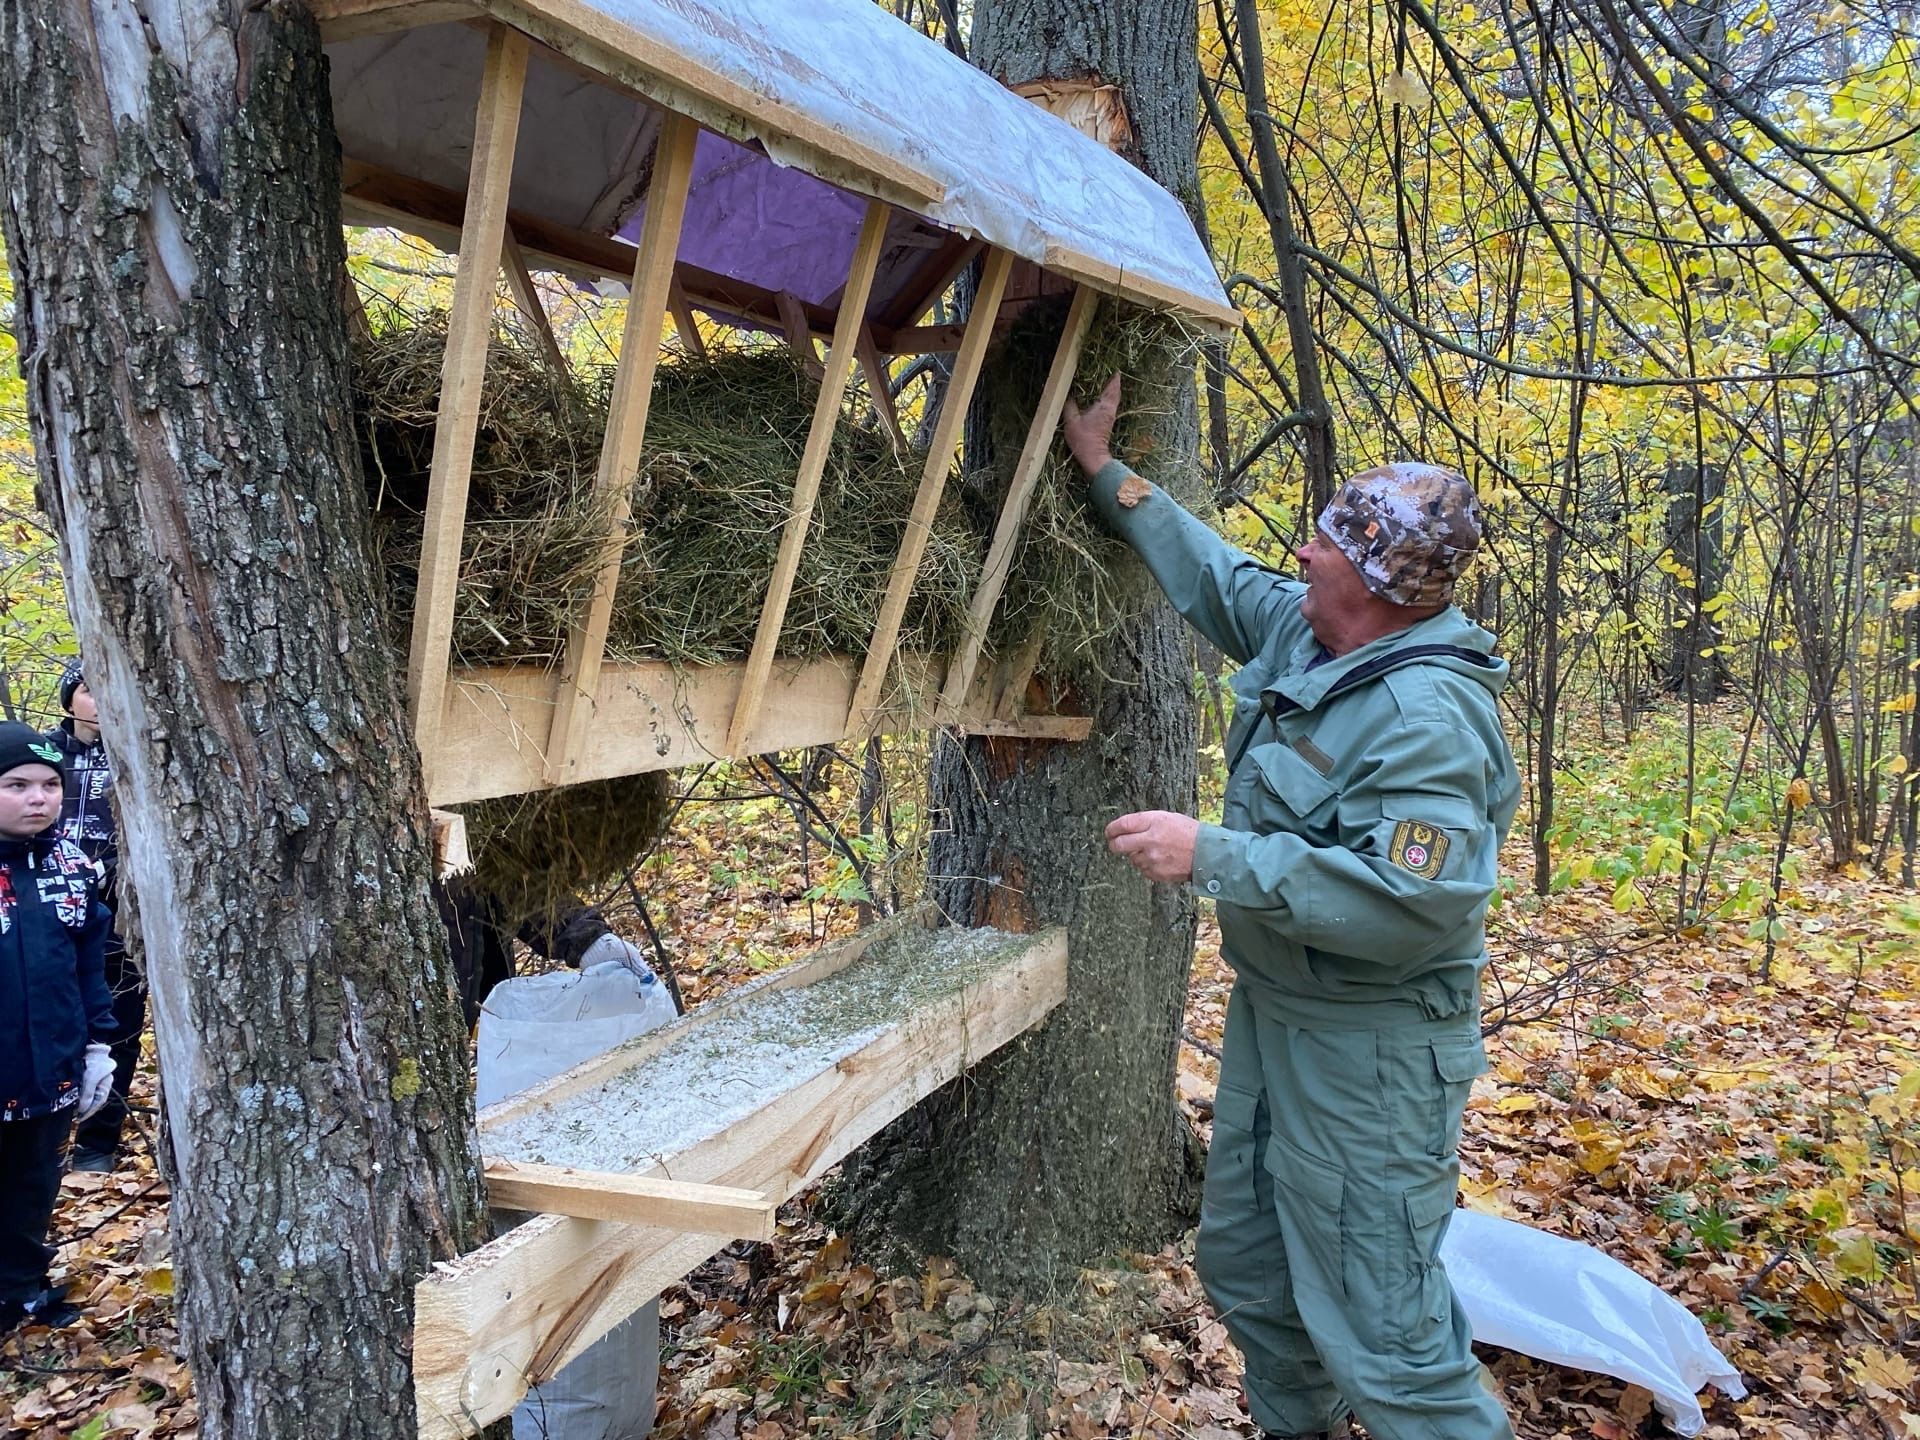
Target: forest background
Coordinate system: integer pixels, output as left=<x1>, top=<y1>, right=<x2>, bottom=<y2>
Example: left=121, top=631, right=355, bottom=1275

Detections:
left=1, top=0, right=1919, bottom=1436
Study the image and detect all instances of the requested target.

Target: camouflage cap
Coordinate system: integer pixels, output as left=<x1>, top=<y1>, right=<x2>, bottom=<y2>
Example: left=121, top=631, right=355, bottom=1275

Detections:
left=1316, top=462, right=1483, bottom=606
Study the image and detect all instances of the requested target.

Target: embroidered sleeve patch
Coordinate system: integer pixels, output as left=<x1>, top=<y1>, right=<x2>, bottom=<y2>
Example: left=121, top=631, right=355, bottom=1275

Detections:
left=1389, top=820, right=1449, bottom=879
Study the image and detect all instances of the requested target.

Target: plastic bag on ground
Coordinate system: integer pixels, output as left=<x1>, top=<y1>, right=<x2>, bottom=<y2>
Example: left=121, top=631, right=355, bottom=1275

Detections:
left=477, top=958, right=677, bottom=1440
left=476, top=959, right=677, bottom=1111
left=1442, top=1207, right=1747, bottom=1435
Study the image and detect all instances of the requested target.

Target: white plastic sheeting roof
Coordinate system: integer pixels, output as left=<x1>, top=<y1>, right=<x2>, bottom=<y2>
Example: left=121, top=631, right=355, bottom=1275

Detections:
left=318, top=0, right=1236, bottom=329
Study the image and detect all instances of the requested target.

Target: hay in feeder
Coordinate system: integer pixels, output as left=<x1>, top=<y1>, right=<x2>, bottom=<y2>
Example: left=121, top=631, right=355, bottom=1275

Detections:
left=355, top=314, right=981, bottom=672
left=973, top=295, right=1205, bottom=678
left=608, top=351, right=981, bottom=665
left=461, top=770, right=675, bottom=932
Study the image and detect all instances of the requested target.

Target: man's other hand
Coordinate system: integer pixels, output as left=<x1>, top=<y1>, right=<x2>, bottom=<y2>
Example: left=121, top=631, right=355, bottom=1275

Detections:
left=1106, top=810, right=1199, bottom=884
left=1062, top=373, right=1122, bottom=476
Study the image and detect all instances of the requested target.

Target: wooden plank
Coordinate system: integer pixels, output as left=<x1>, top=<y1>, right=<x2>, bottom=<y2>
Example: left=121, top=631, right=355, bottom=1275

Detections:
left=483, top=1161, right=776, bottom=1238
left=477, top=905, right=933, bottom=1133
left=415, top=925, right=1068, bottom=1439
left=313, top=0, right=476, bottom=41
left=775, top=289, right=825, bottom=379
left=404, top=25, right=530, bottom=786
left=855, top=325, right=907, bottom=452
left=939, top=285, right=1098, bottom=717
left=427, top=653, right=1081, bottom=805
left=667, top=276, right=706, bottom=358
left=501, top=235, right=570, bottom=377
left=726, top=201, right=891, bottom=756
left=960, top=714, right=1091, bottom=742
left=544, top=110, right=700, bottom=786
left=846, top=246, right=1014, bottom=732
left=1042, top=241, right=1242, bottom=331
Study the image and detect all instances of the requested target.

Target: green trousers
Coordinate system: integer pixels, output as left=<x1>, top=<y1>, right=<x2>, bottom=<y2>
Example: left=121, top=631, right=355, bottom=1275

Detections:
left=1194, top=985, right=1515, bottom=1439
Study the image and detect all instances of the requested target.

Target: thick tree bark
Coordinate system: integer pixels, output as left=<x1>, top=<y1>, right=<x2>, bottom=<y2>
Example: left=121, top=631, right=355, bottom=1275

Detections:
left=0, top=4, right=489, bottom=1436
left=843, top=0, right=1205, bottom=1286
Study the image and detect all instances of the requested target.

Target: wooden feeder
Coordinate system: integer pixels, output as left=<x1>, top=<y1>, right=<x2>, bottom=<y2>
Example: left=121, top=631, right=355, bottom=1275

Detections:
left=313, top=0, right=1234, bottom=1432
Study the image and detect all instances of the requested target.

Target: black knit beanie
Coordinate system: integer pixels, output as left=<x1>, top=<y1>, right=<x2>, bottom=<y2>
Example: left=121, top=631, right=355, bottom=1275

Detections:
left=0, top=722, right=65, bottom=779
left=57, top=660, right=85, bottom=714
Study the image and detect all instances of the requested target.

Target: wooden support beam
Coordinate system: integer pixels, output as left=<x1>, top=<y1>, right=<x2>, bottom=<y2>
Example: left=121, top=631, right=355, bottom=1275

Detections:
left=846, top=245, right=1014, bottom=732
left=727, top=201, right=891, bottom=756
left=876, top=233, right=984, bottom=331
left=667, top=276, right=706, bottom=358
left=856, top=325, right=907, bottom=452
left=502, top=234, right=570, bottom=378
left=311, top=0, right=475, bottom=41
left=404, top=24, right=529, bottom=786
left=544, top=110, right=700, bottom=786
left=775, top=289, right=825, bottom=379
left=483, top=1161, right=776, bottom=1238
left=428, top=651, right=1087, bottom=806
left=416, top=916, right=1067, bottom=1439
left=939, top=285, right=1098, bottom=717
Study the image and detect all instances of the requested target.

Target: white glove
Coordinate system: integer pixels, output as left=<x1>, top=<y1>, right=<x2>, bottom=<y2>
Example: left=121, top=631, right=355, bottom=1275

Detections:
left=581, top=932, right=657, bottom=984
left=76, top=1043, right=115, bottom=1120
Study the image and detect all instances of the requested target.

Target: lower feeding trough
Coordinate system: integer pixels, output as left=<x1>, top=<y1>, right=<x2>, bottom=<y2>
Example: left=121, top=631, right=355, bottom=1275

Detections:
left=415, top=908, right=1068, bottom=1439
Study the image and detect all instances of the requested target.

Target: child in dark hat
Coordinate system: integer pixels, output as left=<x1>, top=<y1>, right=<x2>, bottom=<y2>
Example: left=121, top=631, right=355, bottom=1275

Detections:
left=0, top=720, right=115, bottom=1332
left=43, top=660, right=135, bottom=1171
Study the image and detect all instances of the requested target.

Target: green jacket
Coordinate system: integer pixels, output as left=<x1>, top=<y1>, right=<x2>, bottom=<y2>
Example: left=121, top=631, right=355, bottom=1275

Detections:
left=1092, top=460, right=1519, bottom=1026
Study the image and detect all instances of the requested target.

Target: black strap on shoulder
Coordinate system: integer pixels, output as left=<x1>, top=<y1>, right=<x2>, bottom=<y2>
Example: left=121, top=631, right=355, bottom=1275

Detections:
left=1228, top=645, right=1497, bottom=775
left=1267, top=644, right=1498, bottom=720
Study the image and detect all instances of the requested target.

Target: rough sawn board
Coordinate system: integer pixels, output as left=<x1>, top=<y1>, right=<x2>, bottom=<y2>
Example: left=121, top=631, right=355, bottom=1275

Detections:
left=414, top=909, right=1068, bottom=1438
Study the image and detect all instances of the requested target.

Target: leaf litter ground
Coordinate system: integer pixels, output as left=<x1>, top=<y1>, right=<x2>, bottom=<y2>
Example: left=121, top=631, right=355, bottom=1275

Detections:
left=5, top=714, right=1918, bottom=1440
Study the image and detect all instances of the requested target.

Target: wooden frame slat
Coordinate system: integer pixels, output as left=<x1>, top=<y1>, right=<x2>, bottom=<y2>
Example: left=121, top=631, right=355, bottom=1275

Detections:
left=856, top=324, right=907, bottom=452
left=429, top=653, right=1090, bottom=805
left=543, top=109, right=700, bottom=786
left=483, top=1161, right=776, bottom=1238
left=846, top=246, right=1014, bottom=731
left=667, top=275, right=707, bottom=358
left=939, top=284, right=1097, bottom=716
left=405, top=24, right=530, bottom=782
left=726, top=200, right=891, bottom=756
left=502, top=234, right=570, bottom=377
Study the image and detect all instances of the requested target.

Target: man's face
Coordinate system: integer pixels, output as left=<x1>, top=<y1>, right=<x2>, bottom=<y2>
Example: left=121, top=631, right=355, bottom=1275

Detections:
left=1295, top=528, right=1375, bottom=644
left=70, top=682, right=98, bottom=728
left=0, top=764, right=63, bottom=838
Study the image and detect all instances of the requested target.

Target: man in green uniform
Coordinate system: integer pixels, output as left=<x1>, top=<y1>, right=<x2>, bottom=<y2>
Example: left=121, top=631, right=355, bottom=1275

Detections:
left=1064, top=377, right=1518, bottom=1440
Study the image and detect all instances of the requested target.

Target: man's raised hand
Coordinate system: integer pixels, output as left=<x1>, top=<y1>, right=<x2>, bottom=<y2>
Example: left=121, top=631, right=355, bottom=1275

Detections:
left=1105, top=809, right=1199, bottom=884
left=1061, top=373, right=1122, bottom=476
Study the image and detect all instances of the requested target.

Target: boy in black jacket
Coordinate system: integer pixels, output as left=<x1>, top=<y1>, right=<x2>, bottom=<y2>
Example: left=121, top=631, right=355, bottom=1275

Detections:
left=0, top=722, right=115, bottom=1331
left=44, top=661, right=135, bottom=1170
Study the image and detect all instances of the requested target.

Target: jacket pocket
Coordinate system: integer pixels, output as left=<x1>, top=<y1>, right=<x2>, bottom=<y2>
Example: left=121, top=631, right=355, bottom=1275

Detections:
left=1263, top=1131, right=1346, bottom=1298
left=1246, top=744, right=1338, bottom=831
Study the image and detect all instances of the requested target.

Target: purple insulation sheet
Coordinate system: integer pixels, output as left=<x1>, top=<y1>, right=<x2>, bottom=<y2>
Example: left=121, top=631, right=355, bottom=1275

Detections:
left=620, top=131, right=868, bottom=312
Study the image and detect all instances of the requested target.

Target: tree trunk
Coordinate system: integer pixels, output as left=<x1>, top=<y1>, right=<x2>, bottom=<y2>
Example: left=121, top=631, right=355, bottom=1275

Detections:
left=0, top=5, right=489, bottom=1437
left=841, top=0, right=1205, bottom=1286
